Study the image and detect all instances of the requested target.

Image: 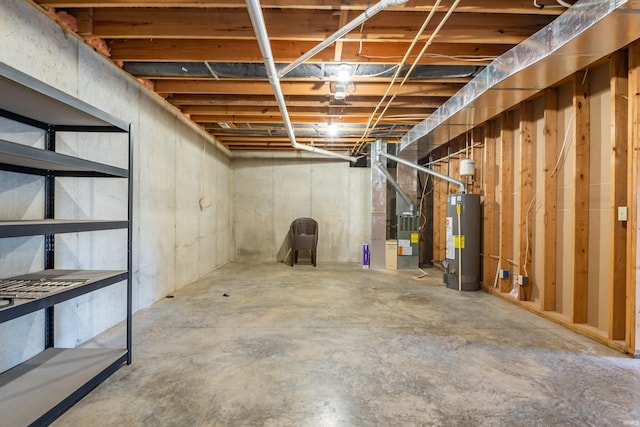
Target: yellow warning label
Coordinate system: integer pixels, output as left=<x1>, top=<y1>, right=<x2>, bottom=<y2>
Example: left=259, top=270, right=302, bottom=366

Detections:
left=454, top=235, right=465, bottom=249
left=411, top=232, right=419, bottom=244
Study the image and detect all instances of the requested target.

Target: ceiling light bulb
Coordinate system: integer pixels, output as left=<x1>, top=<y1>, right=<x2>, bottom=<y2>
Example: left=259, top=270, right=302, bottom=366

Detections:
left=327, top=124, right=339, bottom=137
left=337, top=63, right=351, bottom=83
left=334, top=85, right=347, bottom=100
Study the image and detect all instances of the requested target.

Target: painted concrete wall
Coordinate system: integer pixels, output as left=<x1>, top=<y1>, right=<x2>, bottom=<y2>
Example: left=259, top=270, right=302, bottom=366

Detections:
left=233, top=156, right=371, bottom=264
left=0, top=0, right=232, bottom=371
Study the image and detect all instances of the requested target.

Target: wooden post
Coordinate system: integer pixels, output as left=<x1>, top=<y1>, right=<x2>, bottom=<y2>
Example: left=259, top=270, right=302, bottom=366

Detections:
left=433, top=160, right=443, bottom=263
left=483, top=120, right=498, bottom=289
left=500, top=111, right=515, bottom=293
left=627, top=41, right=640, bottom=355
left=609, top=51, right=628, bottom=340
left=471, top=127, right=483, bottom=196
left=571, top=71, right=590, bottom=324
left=542, top=88, right=559, bottom=311
left=519, top=101, right=534, bottom=301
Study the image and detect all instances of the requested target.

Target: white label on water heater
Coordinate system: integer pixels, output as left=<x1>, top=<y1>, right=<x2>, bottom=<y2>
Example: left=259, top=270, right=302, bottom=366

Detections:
left=446, top=217, right=454, bottom=259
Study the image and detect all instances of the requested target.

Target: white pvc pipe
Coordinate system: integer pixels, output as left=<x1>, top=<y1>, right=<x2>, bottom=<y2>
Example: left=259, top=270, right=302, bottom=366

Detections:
left=245, top=0, right=359, bottom=163
left=278, top=0, right=409, bottom=78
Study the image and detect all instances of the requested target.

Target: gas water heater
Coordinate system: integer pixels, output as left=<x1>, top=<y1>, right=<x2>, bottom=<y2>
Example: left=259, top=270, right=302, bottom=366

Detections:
left=444, top=193, right=481, bottom=291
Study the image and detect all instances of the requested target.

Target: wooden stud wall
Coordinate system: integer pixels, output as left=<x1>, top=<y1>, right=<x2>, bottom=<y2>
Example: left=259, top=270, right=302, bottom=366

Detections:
left=610, top=51, right=628, bottom=341
left=482, top=120, right=499, bottom=289
left=519, top=102, right=535, bottom=302
left=628, top=41, right=640, bottom=356
left=427, top=47, right=640, bottom=355
left=571, top=72, right=591, bottom=324
left=542, top=88, right=559, bottom=312
left=500, top=111, right=515, bottom=293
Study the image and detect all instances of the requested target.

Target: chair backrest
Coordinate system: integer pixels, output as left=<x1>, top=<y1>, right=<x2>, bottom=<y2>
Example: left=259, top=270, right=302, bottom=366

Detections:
left=291, top=218, right=317, bottom=235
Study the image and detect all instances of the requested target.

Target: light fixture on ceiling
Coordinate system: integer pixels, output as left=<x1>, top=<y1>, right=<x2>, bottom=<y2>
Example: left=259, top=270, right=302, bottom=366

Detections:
left=331, top=81, right=354, bottom=101
left=334, top=84, right=347, bottom=100
left=327, top=123, right=340, bottom=137
left=337, top=63, right=352, bottom=83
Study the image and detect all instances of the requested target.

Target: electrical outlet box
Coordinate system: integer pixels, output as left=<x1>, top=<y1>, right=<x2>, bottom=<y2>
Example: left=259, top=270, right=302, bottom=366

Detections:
left=618, top=206, right=628, bottom=222
left=517, top=275, right=528, bottom=286
left=499, top=270, right=509, bottom=279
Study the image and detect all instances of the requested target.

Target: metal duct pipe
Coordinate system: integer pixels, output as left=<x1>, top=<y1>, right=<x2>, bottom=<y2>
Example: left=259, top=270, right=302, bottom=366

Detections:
left=375, top=161, right=414, bottom=213
left=245, top=0, right=359, bottom=163
left=278, top=0, right=409, bottom=78
left=398, top=0, right=639, bottom=154
left=377, top=150, right=466, bottom=193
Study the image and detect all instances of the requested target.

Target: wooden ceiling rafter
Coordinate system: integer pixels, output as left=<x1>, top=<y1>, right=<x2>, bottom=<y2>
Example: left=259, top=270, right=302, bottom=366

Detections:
left=34, top=0, right=564, bottom=153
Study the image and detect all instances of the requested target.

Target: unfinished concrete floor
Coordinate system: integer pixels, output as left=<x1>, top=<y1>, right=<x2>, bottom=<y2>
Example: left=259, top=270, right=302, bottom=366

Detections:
left=55, top=262, right=640, bottom=426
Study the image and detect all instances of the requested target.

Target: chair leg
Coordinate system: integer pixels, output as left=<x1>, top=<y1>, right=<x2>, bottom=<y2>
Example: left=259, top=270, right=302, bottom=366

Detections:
left=312, top=250, right=316, bottom=267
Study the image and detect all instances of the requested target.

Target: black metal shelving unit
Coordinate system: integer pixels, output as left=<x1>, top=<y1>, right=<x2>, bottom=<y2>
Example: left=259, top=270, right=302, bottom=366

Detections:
left=0, top=62, right=132, bottom=426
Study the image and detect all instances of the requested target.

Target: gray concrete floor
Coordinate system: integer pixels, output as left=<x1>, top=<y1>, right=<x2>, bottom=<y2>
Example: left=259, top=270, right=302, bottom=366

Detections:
left=55, top=262, right=640, bottom=426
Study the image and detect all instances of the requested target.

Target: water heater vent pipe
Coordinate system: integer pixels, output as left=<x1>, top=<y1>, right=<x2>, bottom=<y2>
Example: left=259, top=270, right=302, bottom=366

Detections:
left=375, top=160, right=414, bottom=214
left=377, top=150, right=466, bottom=193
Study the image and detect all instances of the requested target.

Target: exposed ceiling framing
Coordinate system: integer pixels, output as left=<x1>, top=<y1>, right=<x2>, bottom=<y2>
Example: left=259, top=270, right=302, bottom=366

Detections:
left=33, top=0, right=568, bottom=154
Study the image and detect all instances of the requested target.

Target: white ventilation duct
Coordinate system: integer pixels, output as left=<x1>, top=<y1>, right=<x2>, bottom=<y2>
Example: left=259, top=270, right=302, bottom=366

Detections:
left=398, top=0, right=640, bottom=156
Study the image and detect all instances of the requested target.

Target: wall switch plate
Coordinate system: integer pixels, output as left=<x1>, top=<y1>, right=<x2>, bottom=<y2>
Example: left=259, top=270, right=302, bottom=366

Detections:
left=618, top=206, right=628, bottom=222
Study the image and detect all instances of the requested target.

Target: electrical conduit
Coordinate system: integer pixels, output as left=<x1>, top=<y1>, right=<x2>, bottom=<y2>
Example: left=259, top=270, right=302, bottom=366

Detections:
left=245, top=0, right=359, bottom=163
left=278, top=0, right=409, bottom=78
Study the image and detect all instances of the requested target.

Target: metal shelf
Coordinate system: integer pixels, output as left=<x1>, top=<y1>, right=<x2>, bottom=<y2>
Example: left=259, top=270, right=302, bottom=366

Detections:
left=0, top=62, right=128, bottom=131
left=0, top=348, right=128, bottom=426
left=0, top=62, right=133, bottom=425
left=0, top=269, right=128, bottom=323
left=0, top=138, right=128, bottom=177
left=0, top=219, right=129, bottom=238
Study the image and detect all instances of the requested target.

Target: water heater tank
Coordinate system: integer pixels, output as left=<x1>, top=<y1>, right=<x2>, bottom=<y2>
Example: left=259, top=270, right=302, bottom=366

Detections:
left=460, top=158, right=475, bottom=177
left=444, top=193, right=481, bottom=291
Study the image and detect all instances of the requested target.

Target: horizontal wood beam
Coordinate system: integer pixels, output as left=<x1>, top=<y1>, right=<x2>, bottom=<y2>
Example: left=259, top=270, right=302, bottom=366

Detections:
left=192, top=114, right=421, bottom=124
left=109, top=39, right=510, bottom=64
left=70, top=9, right=551, bottom=44
left=155, top=79, right=464, bottom=96
left=36, top=0, right=564, bottom=15
left=181, top=105, right=435, bottom=116
left=168, top=94, right=450, bottom=108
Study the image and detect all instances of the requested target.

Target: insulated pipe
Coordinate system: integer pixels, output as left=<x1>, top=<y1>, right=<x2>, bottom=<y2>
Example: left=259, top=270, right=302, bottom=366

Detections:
left=278, top=0, right=409, bottom=78
left=245, top=0, right=359, bottom=163
left=375, top=161, right=414, bottom=214
left=377, top=150, right=466, bottom=193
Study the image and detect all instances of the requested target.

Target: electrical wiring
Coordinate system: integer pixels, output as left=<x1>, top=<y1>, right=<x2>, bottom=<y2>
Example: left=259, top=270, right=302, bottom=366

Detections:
left=550, top=112, right=574, bottom=177
left=421, top=53, right=498, bottom=62
left=360, top=0, right=463, bottom=150
left=352, top=0, right=444, bottom=154
left=533, top=0, right=566, bottom=8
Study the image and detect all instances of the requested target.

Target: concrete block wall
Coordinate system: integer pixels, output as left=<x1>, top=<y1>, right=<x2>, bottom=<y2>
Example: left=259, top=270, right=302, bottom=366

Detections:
left=0, top=0, right=232, bottom=371
left=233, top=156, right=371, bottom=264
